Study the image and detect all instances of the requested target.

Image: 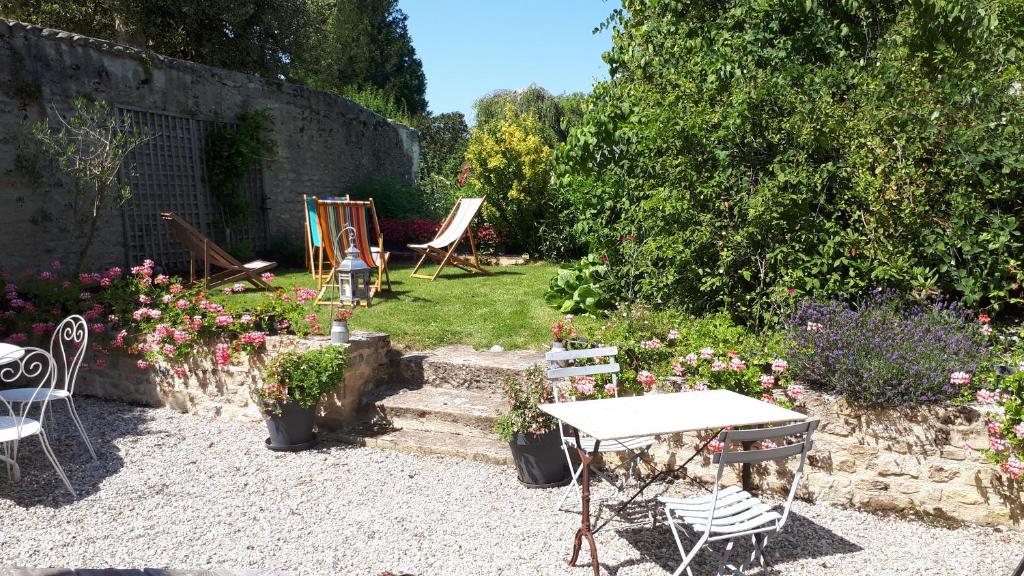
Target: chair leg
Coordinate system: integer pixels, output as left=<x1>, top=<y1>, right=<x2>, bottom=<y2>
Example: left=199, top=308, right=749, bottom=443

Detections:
left=665, top=510, right=697, bottom=576
left=1, top=441, right=19, bottom=482
left=556, top=445, right=584, bottom=512
left=38, top=429, right=76, bottom=497
left=65, top=397, right=97, bottom=460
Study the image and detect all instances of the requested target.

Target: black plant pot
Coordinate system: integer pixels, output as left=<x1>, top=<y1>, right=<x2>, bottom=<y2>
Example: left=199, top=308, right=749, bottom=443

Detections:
left=509, top=428, right=571, bottom=488
left=263, top=401, right=316, bottom=451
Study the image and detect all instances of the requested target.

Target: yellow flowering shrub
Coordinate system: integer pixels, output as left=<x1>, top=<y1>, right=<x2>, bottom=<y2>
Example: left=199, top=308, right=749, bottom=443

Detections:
left=464, top=106, right=552, bottom=252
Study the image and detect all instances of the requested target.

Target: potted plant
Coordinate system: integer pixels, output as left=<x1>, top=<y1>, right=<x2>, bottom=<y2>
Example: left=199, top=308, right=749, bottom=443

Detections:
left=494, top=368, right=570, bottom=487
left=331, top=308, right=353, bottom=344
left=255, top=345, right=347, bottom=451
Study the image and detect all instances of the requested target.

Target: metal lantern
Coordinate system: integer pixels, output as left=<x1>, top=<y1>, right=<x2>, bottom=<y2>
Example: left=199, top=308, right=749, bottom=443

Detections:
left=337, top=226, right=372, bottom=308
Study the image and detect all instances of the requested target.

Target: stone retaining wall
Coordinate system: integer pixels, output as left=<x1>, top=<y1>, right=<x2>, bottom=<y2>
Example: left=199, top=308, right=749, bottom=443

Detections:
left=651, top=391, right=1021, bottom=529
left=77, top=333, right=393, bottom=429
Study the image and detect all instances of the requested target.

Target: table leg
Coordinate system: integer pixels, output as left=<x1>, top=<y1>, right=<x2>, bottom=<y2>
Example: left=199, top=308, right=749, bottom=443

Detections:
left=741, top=440, right=754, bottom=493
left=567, top=429, right=600, bottom=576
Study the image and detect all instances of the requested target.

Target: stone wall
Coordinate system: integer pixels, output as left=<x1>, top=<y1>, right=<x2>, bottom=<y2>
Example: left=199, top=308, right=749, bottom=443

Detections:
left=77, top=333, right=394, bottom=429
left=0, top=18, right=418, bottom=272
left=650, top=391, right=1021, bottom=529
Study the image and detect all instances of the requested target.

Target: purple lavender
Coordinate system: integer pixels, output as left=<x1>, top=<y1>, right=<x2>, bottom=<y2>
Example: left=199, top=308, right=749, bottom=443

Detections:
left=785, top=291, right=988, bottom=406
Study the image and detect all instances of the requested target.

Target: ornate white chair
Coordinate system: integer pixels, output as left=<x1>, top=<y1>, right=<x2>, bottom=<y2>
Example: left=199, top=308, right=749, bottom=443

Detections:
left=0, top=346, right=77, bottom=497
left=658, top=419, right=819, bottom=576
left=0, top=315, right=95, bottom=459
left=546, top=345, right=657, bottom=512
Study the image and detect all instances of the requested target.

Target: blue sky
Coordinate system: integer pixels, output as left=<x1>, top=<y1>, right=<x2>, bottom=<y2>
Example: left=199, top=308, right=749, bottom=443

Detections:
left=402, top=0, right=620, bottom=123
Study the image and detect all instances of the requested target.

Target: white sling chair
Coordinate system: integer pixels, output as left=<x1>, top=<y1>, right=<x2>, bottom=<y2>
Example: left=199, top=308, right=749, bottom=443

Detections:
left=546, top=345, right=656, bottom=512
left=658, top=419, right=819, bottom=576
left=0, top=346, right=77, bottom=497
left=0, top=315, right=96, bottom=459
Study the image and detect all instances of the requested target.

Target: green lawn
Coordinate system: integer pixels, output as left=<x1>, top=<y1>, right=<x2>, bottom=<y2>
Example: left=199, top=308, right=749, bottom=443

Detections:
left=211, top=260, right=569, bottom=350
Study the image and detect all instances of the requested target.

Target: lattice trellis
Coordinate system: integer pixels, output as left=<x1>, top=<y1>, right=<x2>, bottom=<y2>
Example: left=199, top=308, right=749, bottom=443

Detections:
left=118, top=107, right=268, bottom=272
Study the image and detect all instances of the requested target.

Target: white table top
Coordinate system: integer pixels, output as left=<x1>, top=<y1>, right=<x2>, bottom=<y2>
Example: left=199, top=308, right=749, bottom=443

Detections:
left=0, top=343, right=24, bottom=365
left=540, top=389, right=807, bottom=441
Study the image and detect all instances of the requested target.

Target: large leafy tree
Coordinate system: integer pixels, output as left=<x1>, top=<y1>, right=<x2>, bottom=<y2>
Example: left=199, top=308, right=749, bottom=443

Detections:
left=4, top=0, right=317, bottom=78
left=294, top=0, right=427, bottom=116
left=557, top=0, right=1024, bottom=324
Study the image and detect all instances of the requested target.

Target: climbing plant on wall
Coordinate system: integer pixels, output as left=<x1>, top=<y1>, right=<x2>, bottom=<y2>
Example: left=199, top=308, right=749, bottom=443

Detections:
left=204, top=110, right=276, bottom=236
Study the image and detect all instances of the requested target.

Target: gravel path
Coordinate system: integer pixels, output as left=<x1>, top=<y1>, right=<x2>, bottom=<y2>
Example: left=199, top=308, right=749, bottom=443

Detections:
left=1, top=398, right=1020, bottom=576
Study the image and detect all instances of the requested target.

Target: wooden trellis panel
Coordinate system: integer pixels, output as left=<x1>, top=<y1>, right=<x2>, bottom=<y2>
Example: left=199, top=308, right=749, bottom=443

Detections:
left=118, top=107, right=268, bottom=272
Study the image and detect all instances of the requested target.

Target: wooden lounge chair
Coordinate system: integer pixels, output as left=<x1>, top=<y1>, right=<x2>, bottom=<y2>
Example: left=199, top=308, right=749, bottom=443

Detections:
left=160, top=212, right=277, bottom=290
left=408, top=197, right=493, bottom=280
left=314, top=198, right=391, bottom=306
left=303, top=194, right=348, bottom=279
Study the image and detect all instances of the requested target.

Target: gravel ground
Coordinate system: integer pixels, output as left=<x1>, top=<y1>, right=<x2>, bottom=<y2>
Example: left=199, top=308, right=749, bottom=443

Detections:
left=1, top=397, right=1021, bottom=576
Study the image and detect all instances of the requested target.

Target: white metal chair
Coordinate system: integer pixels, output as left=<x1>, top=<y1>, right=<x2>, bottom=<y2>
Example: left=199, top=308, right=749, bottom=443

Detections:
left=0, top=346, right=77, bottom=497
left=658, top=419, right=819, bottom=576
left=546, top=345, right=657, bottom=512
left=0, top=315, right=96, bottom=460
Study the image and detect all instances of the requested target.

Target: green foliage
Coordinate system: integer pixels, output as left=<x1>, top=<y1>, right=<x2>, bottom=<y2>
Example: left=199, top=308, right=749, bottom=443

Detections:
left=5, top=0, right=318, bottom=79
left=342, top=85, right=411, bottom=125
left=260, top=345, right=348, bottom=409
left=544, top=255, right=613, bottom=315
left=555, top=0, right=1024, bottom=325
left=980, top=370, right=1023, bottom=476
left=294, top=0, right=427, bottom=115
left=493, top=367, right=557, bottom=442
left=204, top=110, right=276, bottom=229
left=30, top=97, right=151, bottom=272
left=464, top=107, right=553, bottom=253
left=346, top=178, right=425, bottom=219
left=412, top=112, right=470, bottom=181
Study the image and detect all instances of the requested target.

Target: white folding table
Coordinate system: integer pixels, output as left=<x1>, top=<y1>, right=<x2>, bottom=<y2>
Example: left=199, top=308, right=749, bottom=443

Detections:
left=540, top=389, right=807, bottom=576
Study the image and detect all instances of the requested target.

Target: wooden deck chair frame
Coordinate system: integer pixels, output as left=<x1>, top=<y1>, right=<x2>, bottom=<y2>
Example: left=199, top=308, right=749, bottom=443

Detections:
left=409, top=197, right=493, bottom=280
left=160, top=212, right=277, bottom=290
left=313, top=198, right=391, bottom=307
left=303, top=194, right=349, bottom=279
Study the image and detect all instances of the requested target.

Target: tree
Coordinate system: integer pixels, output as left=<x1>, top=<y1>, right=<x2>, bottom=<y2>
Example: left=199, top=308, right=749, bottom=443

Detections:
left=294, top=0, right=427, bottom=116
left=4, top=0, right=317, bottom=79
left=30, top=98, right=151, bottom=272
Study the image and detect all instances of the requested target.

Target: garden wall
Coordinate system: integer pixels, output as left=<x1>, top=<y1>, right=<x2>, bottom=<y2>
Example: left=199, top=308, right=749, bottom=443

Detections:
left=655, top=391, right=1021, bottom=529
left=0, top=18, right=419, bottom=272
left=77, top=333, right=394, bottom=429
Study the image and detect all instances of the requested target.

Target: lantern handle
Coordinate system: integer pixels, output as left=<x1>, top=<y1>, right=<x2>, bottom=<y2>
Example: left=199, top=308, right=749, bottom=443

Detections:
left=337, top=226, right=357, bottom=248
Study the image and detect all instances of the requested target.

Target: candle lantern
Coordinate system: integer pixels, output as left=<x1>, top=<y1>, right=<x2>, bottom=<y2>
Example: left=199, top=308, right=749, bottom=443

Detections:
left=337, top=226, right=372, bottom=308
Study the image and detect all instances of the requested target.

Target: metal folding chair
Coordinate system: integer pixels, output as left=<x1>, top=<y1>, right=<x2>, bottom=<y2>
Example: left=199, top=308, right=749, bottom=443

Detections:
left=658, top=419, right=819, bottom=576
left=546, top=345, right=657, bottom=512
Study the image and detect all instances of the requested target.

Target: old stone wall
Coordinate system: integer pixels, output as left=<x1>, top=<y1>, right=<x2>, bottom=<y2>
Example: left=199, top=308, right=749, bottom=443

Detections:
left=77, top=333, right=394, bottom=429
left=649, top=391, right=1021, bottom=529
left=0, top=18, right=418, bottom=272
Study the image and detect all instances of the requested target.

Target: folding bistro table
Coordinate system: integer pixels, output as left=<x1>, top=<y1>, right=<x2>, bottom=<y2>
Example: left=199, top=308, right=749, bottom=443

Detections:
left=540, top=389, right=807, bottom=576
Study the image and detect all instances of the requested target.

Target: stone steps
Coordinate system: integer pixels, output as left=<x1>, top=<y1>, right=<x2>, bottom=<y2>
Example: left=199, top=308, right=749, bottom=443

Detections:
left=374, top=386, right=507, bottom=438
left=338, top=428, right=512, bottom=465
left=394, top=345, right=544, bottom=392
left=338, top=346, right=545, bottom=464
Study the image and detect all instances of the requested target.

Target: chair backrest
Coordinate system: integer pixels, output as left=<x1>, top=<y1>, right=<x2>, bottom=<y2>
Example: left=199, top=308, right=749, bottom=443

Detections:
left=305, top=195, right=349, bottom=249
left=315, top=199, right=380, bottom=269
left=545, top=346, right=620, bottom=442
left=159, top=213, right=242, bottom=270
left=49, top=315, right=88, bottom=395
left=0, top=346, right=57, bottom=433
left=428, top=198, right=485, bottom=249
left=706, top=419, right=819, bottom=533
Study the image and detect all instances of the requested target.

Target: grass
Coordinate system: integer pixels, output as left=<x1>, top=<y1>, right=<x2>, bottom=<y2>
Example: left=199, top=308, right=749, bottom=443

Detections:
left=211, top=260, right=570, bottom=350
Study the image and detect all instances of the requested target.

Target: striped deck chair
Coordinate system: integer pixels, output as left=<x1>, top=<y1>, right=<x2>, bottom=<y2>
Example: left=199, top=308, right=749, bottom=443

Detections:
left=314, top=198, right=391, bottom=306
left=303, top=194, right=348, bottom=279
left=408, top=197, right=493, bottom=280
left=159, top=213, right=277, bottom=290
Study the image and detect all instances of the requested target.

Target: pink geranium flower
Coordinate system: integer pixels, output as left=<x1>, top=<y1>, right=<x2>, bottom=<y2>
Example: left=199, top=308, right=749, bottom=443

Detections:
left=786, top=384, right=804, bottom=400
left=261, top=272, right=275, bottom=282
left=636, top=370, right=657, bottom=391
left=771, top=359, right=789, bottom=373
left=136, top=359, right=150, bottom=370
left=760, top=374, right=775, bottom=388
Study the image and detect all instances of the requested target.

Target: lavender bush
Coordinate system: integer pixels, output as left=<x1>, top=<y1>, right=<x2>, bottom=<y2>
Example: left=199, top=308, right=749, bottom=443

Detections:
left=786, top=292, right=989, bottom=406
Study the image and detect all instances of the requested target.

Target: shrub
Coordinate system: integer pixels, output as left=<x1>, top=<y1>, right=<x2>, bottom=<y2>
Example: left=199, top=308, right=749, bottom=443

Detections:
left=785, top=292, right=990, bottom=406
left=493, top=367, right=557, bottom=442
left=464, top=106, right=552, bottom=254
left=259, top=345, right=347, bottom=409
left=378, top=217, right=440, bottom=248
left=555, top=0, right=1024, bottom=324
left=544, top=255, right=614, bottom=315
left=976, top=370, right=1024, bottom=480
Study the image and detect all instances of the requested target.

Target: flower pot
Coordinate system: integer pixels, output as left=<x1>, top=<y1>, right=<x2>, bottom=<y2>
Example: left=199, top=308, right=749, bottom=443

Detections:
left=263, top=401, right=316, bottom=450
left=509, top=428, right=570, bottom=488
left=331, top=320, right=350, bottom=344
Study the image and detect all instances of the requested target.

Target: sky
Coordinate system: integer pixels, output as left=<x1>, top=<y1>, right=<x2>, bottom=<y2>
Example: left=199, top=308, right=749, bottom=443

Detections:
left=402, top=0, right=620, bottom=123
